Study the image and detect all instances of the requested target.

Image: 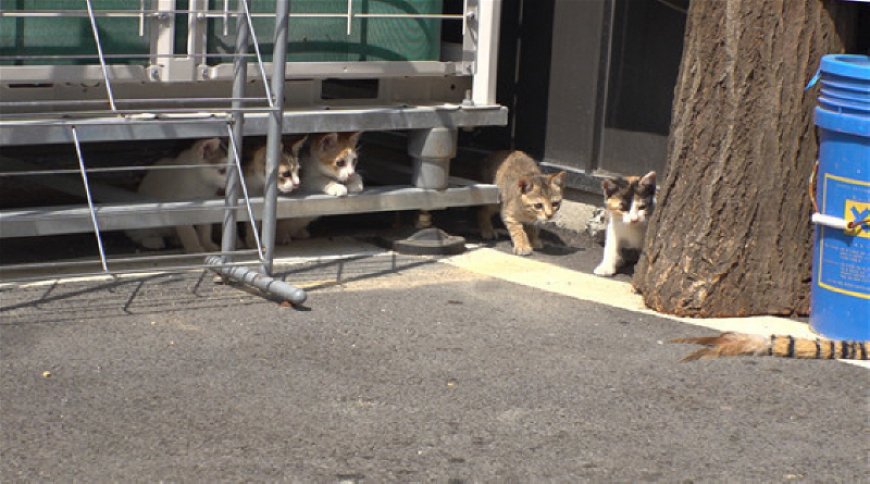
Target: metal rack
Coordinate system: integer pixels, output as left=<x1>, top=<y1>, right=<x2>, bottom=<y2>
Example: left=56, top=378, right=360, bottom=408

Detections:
left=0, top=0, right=506, bottom=298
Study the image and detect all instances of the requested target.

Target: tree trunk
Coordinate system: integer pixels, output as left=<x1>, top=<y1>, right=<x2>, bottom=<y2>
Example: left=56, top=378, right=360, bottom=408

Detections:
left=632, top=0, right=856, bottom=317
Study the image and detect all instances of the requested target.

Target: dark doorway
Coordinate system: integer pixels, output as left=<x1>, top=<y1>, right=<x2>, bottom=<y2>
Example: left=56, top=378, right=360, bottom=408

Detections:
left=598, top=0, right=689, bottom=177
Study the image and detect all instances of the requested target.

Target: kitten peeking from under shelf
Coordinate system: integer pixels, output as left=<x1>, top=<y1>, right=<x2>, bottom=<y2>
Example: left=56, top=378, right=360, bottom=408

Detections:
left=125, top=138, right=228, bottom=254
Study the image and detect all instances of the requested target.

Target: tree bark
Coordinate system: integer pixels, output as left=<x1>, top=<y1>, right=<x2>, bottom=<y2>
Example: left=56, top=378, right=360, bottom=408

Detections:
left=632, top=0, right=856, bottom=317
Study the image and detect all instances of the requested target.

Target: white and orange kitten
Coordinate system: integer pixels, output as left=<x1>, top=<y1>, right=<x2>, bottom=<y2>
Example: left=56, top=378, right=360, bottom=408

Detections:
left=301, top=132, right=363, bottom=197
left=126, top=138, right=228, bottom=254
left=276, top=132, right=363, bottom=240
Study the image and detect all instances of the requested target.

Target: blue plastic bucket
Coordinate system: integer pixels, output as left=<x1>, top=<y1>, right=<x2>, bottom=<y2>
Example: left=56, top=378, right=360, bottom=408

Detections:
left=810, top=54, right=870, bottom=341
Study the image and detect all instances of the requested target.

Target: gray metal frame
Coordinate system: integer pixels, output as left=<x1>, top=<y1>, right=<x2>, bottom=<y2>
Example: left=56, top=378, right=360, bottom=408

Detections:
left=0, top=0, right=506, bottom=291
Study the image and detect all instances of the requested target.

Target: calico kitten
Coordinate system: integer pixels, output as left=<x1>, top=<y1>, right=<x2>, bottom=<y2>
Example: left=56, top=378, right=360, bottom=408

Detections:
left=478, top=150, right=566, bottom=256
left=126, top=138, right=228, bottom=253
left=241, top=136, right=306, bottom=248
left=243, top=136, right=306, bottom=196
left=276, top=132, right=363, bottom=240
left=593, top=171, right=656, bottom=276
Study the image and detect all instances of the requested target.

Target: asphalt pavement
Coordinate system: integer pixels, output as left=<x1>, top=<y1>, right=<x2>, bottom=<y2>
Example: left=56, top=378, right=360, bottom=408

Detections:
left=1, top=231, right=867, bottom=482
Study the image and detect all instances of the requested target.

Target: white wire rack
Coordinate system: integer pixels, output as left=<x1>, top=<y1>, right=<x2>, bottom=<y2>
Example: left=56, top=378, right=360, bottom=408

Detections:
left=0, top=0, right=505, bottom=297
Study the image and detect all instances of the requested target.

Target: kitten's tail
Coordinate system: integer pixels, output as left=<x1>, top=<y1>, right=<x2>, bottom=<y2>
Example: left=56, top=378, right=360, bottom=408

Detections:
left=671, top=332, right=868, bottom=362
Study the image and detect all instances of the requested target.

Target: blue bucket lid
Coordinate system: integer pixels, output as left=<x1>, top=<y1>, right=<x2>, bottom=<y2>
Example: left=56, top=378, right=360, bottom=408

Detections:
left=820, top=54, right=870, bottom=81
left=815, top=106, right=870, bottom=137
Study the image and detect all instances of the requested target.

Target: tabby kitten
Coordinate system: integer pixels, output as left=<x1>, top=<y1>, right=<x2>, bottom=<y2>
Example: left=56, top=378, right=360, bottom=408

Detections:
left=593, top=171, right=656, bottom=276
left=242, top=136, right=306, bottom=248
left=276, top=132, right=363, bottom=241
left=478, top=150, right=566, bottom=256
left=126, top=138, right=228, bottom=253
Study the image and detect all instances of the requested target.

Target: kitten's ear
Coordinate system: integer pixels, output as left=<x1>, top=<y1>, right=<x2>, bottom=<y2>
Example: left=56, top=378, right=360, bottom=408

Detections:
left=549, top=171, right=567, bottom=187
left=517, top=177, right=530, bottom=194
left=601, top=179, right=618, bottom=197
left=291, top=135, right=308, bottom=155
left=198, top=138, right=222, bottom=159
left=639, top=171, right=656, bottom=187
left=319, top=133, right=339, bottom=151
left=347, top=131, right=363, bottom=146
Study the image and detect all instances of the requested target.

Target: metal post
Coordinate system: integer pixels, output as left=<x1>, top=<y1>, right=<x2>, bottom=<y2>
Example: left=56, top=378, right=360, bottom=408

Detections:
left=260, top=0, right=290, bottom=275
left=408, top=127, right=457, bottom=190
left=471, top=0, right=502, bottom=106
left=221, top=0, right=250, bottom=264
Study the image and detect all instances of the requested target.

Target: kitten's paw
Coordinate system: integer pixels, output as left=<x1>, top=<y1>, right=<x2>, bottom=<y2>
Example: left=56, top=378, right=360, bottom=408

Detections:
left=593, top=263, right=617, bottom=276
left=141, top=236, right=166, bottom=250
left=324, top=183, right=348, bottom=197
left=513, top=245, right=533, bottom=256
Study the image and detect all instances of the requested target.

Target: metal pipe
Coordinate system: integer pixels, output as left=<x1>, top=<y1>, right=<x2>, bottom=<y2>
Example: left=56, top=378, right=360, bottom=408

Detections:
left=0, top=106, right=278, bottom=119
left=260, top=0, right=290, bottom=275
left=221, top=0, right=251, bottom=266
left=84, top=0, right=118, bottom=112
left=0, top=11, right=464, bottom=20
left=205, top=256, right=307, bottom=304
left=0, top=260, right=264, bottom=285
left=225, top=126, right=267, bottom=264
left=0, top=163, right=234, bottom=177
left=347, top=0, right=353, bottom=36
left=0, top=117, right=231, bottom=127
left=0, top=97, right=272, bottom=108
left=0, top=52, right=276, bottom=60
left=222, top=0, right=230, bottom=36
left=240, top=0, right=274, bottom=109
left=138, top=0, right=146, bottom=36
left=70, top=126, right=110, bottom=274
left=0, top=250, right=260, bottom=272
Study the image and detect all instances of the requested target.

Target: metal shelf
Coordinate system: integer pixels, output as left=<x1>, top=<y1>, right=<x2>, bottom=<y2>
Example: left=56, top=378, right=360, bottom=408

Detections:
left=0, top=103, right=507, bottom=146
left=0, top=184, right=498, bottom=239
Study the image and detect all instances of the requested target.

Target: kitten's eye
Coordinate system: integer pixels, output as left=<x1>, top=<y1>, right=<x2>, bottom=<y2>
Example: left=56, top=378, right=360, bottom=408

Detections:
left=552, top=201, right=561, bottom=209
left=280, top=170, right=290, bottom=178
left=534, top=203, right=544, bottom=210
left=637, top=204, right=647, bottom=210
left=336, top=159, right=346, bottom=168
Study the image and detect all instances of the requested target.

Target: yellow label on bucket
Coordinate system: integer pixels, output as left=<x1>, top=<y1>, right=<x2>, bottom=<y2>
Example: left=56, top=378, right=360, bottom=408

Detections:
left=844, top=200, right=870, bottom=238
